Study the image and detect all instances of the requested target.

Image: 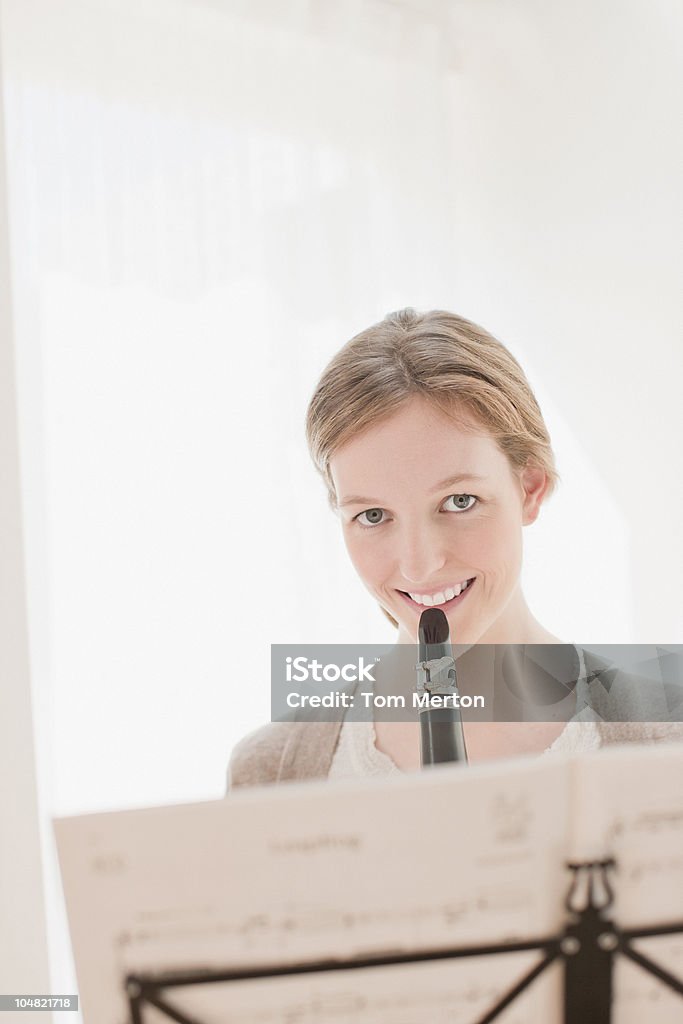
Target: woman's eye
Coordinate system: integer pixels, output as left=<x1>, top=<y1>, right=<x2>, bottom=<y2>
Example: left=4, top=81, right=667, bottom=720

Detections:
left=355, top=508, right=386, bottom=528
left=444, top=493, right=477, bottom=512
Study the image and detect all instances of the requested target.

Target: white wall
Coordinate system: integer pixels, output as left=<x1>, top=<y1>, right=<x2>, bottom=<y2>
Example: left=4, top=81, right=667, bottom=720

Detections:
left=1, top=0, right=463, bottom=820
left=0, top=13, right=51, bottom=1014
left=448, top=0, right=683, bottom=641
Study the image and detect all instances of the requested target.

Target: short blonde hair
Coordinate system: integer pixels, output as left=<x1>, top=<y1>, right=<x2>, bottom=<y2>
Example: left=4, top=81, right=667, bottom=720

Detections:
left=305, top=308, right=559, bottom=627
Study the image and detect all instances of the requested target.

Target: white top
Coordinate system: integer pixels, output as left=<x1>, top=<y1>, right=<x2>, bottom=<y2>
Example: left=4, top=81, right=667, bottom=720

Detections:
left=328, top=718, right=603, bottom=780
left=329, top=646, right=601, bottom=780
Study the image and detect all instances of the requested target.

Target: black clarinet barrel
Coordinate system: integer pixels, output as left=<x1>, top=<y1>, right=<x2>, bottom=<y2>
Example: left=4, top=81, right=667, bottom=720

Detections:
left=417, top=608, right=469, bottom=766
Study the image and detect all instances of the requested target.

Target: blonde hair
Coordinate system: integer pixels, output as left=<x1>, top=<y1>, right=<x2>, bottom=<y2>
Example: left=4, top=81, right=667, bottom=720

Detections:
left=305, top=308, right=559, bottom=628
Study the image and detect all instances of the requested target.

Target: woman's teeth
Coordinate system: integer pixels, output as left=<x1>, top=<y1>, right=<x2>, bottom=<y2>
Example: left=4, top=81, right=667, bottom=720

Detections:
left=406, top=579, right=473, bottom=606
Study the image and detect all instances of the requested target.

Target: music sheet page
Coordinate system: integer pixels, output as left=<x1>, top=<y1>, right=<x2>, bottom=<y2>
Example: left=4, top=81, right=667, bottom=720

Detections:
left=55, top=756, right=570, bottom=1023
left=570, top=744, right=683, bottom=1023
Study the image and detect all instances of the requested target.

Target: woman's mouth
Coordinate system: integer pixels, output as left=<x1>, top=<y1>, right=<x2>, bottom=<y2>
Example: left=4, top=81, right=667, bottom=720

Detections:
left=396, top=577, right=476, bottom=613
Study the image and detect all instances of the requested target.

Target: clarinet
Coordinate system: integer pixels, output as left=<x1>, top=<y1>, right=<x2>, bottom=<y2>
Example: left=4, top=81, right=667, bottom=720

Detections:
left=416, top=608, right=469, bottom=766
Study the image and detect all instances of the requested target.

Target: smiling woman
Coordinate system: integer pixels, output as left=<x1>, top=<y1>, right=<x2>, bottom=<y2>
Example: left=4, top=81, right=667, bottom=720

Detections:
left=226, top=308, right=682, bottom=789
left=311, top=308, right=564, bottom=647
left=328, top=392, right=557, bottom=648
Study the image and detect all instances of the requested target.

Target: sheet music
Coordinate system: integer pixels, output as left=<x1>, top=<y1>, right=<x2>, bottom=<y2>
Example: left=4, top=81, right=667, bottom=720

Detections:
left=55, top=757, right=570, bottom=1023
left=55, top=746, right=683, bottom=1023
left=570, top=745, right=683, bottom=1023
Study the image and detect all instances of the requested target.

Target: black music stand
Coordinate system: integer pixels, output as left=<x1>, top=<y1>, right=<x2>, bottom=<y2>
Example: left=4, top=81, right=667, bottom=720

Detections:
left=124, top=860, right=683, bottom=1024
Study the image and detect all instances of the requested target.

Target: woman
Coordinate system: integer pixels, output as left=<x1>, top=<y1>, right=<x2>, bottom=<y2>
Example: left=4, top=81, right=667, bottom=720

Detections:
left=227, top=309, right=680, bottom=789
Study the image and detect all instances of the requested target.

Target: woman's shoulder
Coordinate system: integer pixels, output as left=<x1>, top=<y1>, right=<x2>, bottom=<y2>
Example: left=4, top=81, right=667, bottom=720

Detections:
left=595, top=720, right=683, bottom=746
left=225, top=717, right=344, bottom=793
left=577, top=645, right=683, bottom=744
left=225, top=722, right=294, bottom=792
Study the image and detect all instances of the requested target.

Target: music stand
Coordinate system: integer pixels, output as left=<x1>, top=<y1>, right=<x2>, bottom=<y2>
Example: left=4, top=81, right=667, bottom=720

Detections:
left=124, top=860, right=683, bottom=1024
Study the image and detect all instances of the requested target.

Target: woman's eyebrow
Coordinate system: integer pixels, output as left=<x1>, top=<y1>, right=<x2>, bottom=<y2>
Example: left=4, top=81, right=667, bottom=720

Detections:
left=338, top=473, right=487, bottom=508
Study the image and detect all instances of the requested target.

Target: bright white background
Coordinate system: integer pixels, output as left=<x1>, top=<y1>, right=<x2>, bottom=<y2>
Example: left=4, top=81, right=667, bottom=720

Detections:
left=1, top=0, right=681, bottom=1009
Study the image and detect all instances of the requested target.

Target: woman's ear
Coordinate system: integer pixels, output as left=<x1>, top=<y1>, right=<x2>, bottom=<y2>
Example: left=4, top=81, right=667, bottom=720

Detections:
left=519, top=464, right=549, bottom=525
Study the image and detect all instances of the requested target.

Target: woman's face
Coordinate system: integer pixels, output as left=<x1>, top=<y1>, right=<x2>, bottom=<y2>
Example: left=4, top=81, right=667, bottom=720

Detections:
left=329, top=395, right=547, bottom=644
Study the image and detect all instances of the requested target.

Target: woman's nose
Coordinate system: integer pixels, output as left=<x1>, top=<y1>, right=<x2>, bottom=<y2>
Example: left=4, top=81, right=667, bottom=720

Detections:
left=398, top=522, right=448, bottom=586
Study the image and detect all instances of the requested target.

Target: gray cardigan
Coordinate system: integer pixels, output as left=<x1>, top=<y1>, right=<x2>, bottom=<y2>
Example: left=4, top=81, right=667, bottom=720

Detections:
left=226, top=647, right=683, bottom=791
